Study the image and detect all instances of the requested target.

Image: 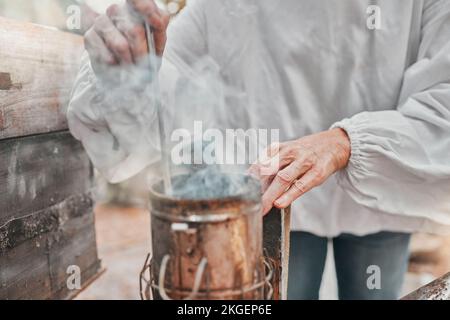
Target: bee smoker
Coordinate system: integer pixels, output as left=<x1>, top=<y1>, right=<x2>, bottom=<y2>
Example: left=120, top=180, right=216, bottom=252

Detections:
left=140, top=174, right=273, bottom=300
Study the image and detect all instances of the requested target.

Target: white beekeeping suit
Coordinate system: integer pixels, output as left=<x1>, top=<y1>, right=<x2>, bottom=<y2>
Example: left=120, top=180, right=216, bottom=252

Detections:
left=68, top=0, right=450, bottom=237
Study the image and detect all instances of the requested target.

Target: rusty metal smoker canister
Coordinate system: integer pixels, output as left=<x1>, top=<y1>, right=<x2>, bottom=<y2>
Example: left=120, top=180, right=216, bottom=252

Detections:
left=145, top=174, right=269, bottom=300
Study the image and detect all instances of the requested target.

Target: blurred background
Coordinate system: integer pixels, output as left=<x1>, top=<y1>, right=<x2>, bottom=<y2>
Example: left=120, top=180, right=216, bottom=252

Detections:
left=0, top=0, right=448, bottom=300
left=0, top=0, right=188, bottom=33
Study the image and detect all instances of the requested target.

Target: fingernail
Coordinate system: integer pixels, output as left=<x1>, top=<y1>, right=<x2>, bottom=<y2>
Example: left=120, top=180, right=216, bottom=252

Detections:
left=274, top=198, right=285, bottom=208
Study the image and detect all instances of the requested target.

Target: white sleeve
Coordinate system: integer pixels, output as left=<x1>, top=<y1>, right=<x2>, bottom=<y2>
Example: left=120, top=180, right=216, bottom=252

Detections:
left=67, top=52, right=161, bottom=183
left=332, top=0, right=450, bottom=225
left=67, top=2, right=207, bottom=184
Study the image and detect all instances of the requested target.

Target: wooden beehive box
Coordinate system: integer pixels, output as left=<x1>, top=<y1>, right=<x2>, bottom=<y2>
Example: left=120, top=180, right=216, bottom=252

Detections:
left=263, top=207, right=290, bottom=300
left=0, top=17, right=101, bottom=299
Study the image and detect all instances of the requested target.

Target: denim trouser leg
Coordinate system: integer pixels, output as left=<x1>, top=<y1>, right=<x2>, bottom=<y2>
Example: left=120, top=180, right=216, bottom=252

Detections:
left=287, top=231, right=411, bottom=300
left=287, top=231, right=328, bottom=300
left=333, top=231, right=411, bottom=300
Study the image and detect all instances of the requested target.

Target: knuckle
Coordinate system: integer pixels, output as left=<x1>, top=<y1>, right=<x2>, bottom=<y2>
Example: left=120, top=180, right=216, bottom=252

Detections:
left=127, top=25, right=145, bottom=39
left=293, top=180, right=307, bottom=194
left=93, top=15, right=110, bottom=33
left=114, top=40, right=130, bottom=53
left=303, top=157, right=314, bottom=168
left=301, top=149, right=317, bottom=166
left=260, top=163, right=278, bottom=177
left=276, top=170, right=294, bottom=184
left=106, top=4, right=119, bottom=17
left=294, top=150, right=305, bottom=162
left=286, top=147, right=296, bottom=158
left=290, top=161, right=304, bottom=171
left=287, top=147, right=301, bottom=161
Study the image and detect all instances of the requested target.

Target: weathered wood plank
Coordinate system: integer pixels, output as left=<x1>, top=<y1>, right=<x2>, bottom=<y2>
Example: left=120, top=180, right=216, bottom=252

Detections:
left=0, top=192, right=93, bottom=253
left=402, top=272, right=450, bottom=300
left=47, top=203, right=100, bottom=299
left=0, top=131, right=92, bottom=227
left=0, top=193, right=101, bottom=300
left=0, top=233, right=53, bottom=299
left=0, top=17, right=84, bottom=139
left=263, top=206, right=291, bottom=300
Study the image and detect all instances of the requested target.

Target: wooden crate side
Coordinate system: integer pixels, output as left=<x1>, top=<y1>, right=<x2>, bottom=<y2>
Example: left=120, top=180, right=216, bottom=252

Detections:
left=0, top=131, right=92, bottom=227
left=48, top=204, right=101, bottom=299
left=0, top=130, right=101, bottom=299
left=263, top=206, right=291, bottom=300
left=0, top=193, right=101, bottom=300
left=0, top=233, right=53, bottom=299
left=0, top=17, right=84, bottom=139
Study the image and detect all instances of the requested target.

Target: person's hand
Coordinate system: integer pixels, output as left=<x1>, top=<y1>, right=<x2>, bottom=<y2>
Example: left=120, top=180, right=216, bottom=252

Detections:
left=249, top=128, right=351, bottom=215
left=84, top=0, right=170, bottom=74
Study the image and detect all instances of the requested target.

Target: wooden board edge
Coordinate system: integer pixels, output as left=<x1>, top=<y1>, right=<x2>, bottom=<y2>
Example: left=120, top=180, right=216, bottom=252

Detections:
left=280, top=206, right=291, bottom=300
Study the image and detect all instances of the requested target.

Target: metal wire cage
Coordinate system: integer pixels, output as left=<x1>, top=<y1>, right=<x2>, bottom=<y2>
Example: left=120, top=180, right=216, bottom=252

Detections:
left=139, top=253, right=274, bottom=300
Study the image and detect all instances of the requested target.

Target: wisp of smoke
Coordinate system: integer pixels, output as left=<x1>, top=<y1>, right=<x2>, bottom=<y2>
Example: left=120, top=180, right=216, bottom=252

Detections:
left=88, top=0, right=276, bottom=199
left=170, top=165, right=260, bottom=200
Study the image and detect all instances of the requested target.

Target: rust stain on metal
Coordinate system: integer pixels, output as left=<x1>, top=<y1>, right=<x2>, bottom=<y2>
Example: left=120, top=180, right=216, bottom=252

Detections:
left=146, top=174, right=266, bottom=300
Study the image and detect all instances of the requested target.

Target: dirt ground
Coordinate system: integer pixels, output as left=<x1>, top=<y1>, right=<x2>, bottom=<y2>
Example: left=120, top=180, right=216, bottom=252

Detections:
left=76, top=205, right=151, bottom=300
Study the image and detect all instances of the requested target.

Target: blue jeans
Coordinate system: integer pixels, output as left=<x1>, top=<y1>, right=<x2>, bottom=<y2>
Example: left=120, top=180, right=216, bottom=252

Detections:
left=287, top=231, right=411, bottom=300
